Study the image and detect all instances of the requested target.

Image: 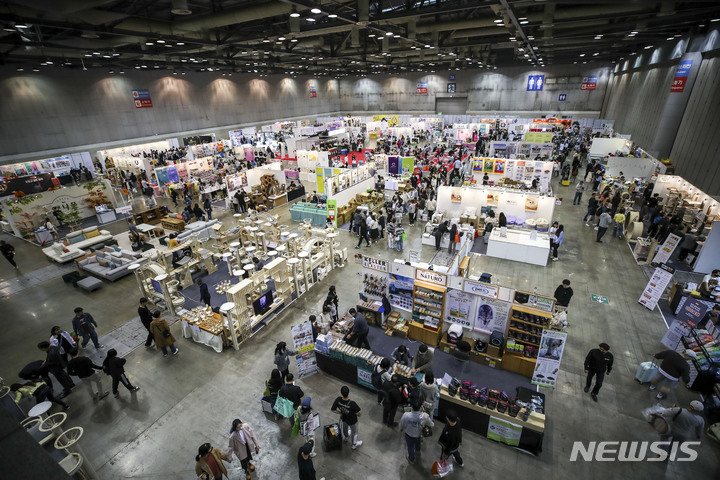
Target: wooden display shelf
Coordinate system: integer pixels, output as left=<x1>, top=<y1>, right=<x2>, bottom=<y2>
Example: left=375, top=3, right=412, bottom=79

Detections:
left=507, top=328, right=541, bottom=346
left=414, top=298, right=442, bottom=309
left=407, top=320, right=443, bottom=346
left=438, top=334, right=502, bottom=367
left=133, top=205, right=166, bottom=226
left=510, top=316, right=549, bottom=328
left=502, top=352, right=537, bottom=377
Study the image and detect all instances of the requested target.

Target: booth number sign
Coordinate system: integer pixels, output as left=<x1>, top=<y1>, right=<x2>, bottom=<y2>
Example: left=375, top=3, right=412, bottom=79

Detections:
left=362, top=255, right=389, bottom=273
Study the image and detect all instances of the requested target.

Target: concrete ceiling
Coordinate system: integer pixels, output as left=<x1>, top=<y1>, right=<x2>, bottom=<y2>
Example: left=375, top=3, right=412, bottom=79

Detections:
left=1, top=0, right=719, bottom=75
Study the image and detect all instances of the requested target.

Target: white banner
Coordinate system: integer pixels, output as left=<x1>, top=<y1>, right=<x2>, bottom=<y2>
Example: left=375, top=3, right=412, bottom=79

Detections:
left=362, top=255, right=389, bottom=273
left=292, top=321, right=317, bottom=378
left=653, top=233, right=681, bottom=266
left=638, top=264, right=675, bottom=311
left=444, top=289, right=477, bottom=330
left=531, top=330, right=568, bottom=388
left=416, top=268, right=448, bottom=286
left=473, top=296, right=512, bottom=334
left=463, top=279, right=499, bottom=299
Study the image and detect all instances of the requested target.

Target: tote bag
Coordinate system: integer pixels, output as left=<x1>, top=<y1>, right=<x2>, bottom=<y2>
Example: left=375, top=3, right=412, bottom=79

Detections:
left=273, top=396, right=295, bottom=418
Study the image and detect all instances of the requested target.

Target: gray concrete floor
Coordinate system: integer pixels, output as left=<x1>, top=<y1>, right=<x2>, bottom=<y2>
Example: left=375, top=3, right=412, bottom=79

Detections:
left=1, top=175, right=719, bottom=480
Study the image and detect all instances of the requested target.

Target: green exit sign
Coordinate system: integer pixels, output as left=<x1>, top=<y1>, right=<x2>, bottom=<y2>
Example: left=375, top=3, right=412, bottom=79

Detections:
left=591, top=294, right=609, bottom=304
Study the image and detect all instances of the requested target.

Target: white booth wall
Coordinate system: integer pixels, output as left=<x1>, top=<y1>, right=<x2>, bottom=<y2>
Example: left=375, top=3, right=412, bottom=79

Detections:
left=604, top=155, right=666, bottom=179
left=695, top=221, right=720, bottom=274
left=589, top=137, right=631, bottom=158
left=328, top=177, right=375, bottom=205
left=436, top=185, right=555, bottom=223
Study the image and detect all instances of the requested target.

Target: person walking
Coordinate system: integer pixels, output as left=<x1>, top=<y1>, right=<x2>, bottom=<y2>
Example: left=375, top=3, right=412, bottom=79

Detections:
left=583, top=194, right=598, bottom=225
left=138, top=297, right=154, bottom=348
left=279, top=373, right=305, bottom=427
left=264, top=368, right=284, bottom=417
left=149, top=311, right=179, bottom=357
left=37, top=340, right=74, bottom=398
left=274, top=342, right=298, bottom=382
left=228, top=419, right=260, bottom=480
left=596, top=210, right=612, bottom=242
left=331, top=386, right=363, bottom=449
left=67, top=350, right=108, bottom=400
left=399, top=401, right=434, bottom=464
left=10, top=380, right=69, bottom=410
left=49, top=325, right=77, bottom=364
left=649, top=349, right=695, bottom=399
left=553, top=279, right=574, bottom=307
left=102, top=348, right=140, bottom=398
left=197, top=278, right=212, bottom=306
left=346, top=308, right=370, bottom=349
left=297, top=439, right=325, bottom=480
left=437, top=410, right=464, bottom=468
left=573, top=181, right=585, bottom=205
left=294, top=397, right=317, bottom=456
left=355, top=216, right=370, bottom=248
left=381, top=374, right=403, bottom=427
left=551, top=225, right=564, bottom=261
left=44, top=217, right=60, bottom=242
left=656, top=401, right=704, bottom=451
left=71, top=307, right=104, bottom=350
left=583, top=343, right=613, bottom=402
left=408, top=200, right=417, bottom=226
left=195, top=442, right=230, bottom=480
left=0, top=240, right=18, bottom=269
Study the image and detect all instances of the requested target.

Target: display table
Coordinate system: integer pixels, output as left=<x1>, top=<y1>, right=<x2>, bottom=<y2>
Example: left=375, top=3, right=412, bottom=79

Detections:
left=385, top=179, right=400, bottom=190
left=133, top=205, right=166, bottom=225
left=161, top=217, right=186, bottom=232
left=289, top=202, right=328, bottom=225
left=486, top=228, right=550, bottom=266
left=437, top=386, right=545, bottom=455
left=34, top=229, right=54, bottom=245
left=287, top=186, right=306, bottom=202
left=269, top=193, right=288, bottom=208
left=669, top=284, right=719, bottom=314
left=181, top=308, right=228, bottom=353
left=96, top=209, right=117, bottom=224
left=356, top=300, right=385, bottom=326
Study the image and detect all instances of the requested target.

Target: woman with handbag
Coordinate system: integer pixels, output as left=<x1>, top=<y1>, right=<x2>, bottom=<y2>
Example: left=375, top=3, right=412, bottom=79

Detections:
left=228, top=419, right=260, bottom=480
left=264, top=368, right=284, bottom=419
left=448, top=223, right=459, bottom=255
left=149, top=311, right=179, bottom=357
left=195, top=442, right=230, bottom=480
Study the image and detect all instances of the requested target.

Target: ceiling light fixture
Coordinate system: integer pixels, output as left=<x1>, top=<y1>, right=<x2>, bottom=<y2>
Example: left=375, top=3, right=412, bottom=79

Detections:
left=278, top=36, right=286, bottom=41
left=290, top=38, right=298, bottom=42
left=290, top=9, right=300, bottom=18
left=33, top=67, right=40, bottom=72
left=386, top=31, right=393, bottom=36
left=311, top=8, right=322, bottom=14
left=307, top=18, right=315, bottom=22
left=156, top=38, right=165, bottom=44
left=328, top=14, right=337, bottom=18
left=16, top=66, right=23, bottom=72
left=177, top=41, right=185, bottom=46
left=4, top=25, right=17, bottom=32
left=14, top=23, right=28, bottom=29
left=262, top=37, right=270, bottom=43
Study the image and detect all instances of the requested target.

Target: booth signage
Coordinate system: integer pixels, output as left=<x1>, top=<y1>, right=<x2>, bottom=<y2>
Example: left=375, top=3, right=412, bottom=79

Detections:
left=653, top=233, right=681, bottom=265
left=415, top=269, right=447, bottom=286
left=580, top=76, right=597, bottom=90
left=526, top=75, right=544, bottom=91
left=0, top=173, right=55, bottom=196
left=661, top=321, right=693, bottom=349
left=449, top=73, right=456, bottom=81
left=132, top=89, right=153, bottom=108
left=513, top=291, right=555, bottom=312
left=532, top=329, right=568, bottom=388
left=463, top=280, right=499, bottom=299
left=416, top=82, right=428, bottom=94
left=487, top=417, right=522, bottom=446
left=558, top=94, right=567, bottom=101
left=676, top=299, right=708, bottom=328
left=358, top=368, right=374, bottom=389
left=638, top=264, right=675, bottom=311
left=362, top=255, right=389, bottom=273
left=291, top=321, right=317, bottom=378
left=309, top=85, right=317, bottom=98
left=326, top=199, right=337, bottom=228
left=671, top=60, right=693, bottom=93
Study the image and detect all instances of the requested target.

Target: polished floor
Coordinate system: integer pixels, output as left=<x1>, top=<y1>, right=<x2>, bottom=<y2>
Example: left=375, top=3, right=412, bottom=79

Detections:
left=1, top=175, right=718, bottom=480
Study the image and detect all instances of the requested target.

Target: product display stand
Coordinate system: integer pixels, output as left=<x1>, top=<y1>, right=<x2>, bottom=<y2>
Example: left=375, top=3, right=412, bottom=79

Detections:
left=504, top=305, right=552, bottom=377
left=411, top=282, right=446, bottom=345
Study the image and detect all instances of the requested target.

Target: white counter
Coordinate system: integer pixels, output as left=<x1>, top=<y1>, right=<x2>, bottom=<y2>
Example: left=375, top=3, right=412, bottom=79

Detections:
left=486, top=228, right=550, bottom=266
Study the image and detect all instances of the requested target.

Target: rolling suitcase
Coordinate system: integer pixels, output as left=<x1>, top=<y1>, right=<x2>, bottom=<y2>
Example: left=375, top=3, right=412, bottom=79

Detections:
left=322, top=422, right=343, bottom=452
left=635, top=359, right=658, bottom=384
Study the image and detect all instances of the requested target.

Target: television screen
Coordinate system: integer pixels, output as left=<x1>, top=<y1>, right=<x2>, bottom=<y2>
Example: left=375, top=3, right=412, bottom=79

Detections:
left=252, top=290, right=274, bottom=315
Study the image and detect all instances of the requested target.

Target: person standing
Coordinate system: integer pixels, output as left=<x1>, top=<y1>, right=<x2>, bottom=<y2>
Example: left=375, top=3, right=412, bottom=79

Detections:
left=228, top=419, right=260, bottom=480
left=399, top=401, right=434, bottom=464
left=596, top=210, right=612, bottom=242
left=448, top=223, right=459, bottom=255
left=649, top=349, right=695, bottom=399
left=657, top=401, right=705, bottom=451
left=102, top=348, right=140, bottom=398
left=551, top=225, right=564, bottom=261
left=434, top=221, right=449, bottom=251
left=394, top=223, right=405, bottom=252
left=279, top=373, right=305, bottom=427
left=411, top=344, right=434, bottom=375
left=44, top=217, right=60, bottom=241
left=274, top=342, right=298, bottom=381
left=583, top=194, right=598, bottom=225
left=408, top=200, right=417, bottom=226
left=438, top=410, right=464, bottom=468
left=67, top=350, right=108, bottom=400
left=613, top=209, right=626, bottom=239
left=197, top=278, right=211, bottom=306
left=0, top=240, right=18, bottom=269
left=331, top=386, right=363, bottom=449
left=346, top=308, right=370, bottom=349
left=553, top=279, right=574, bottom=307
left=381, top=375, right=403, bottom=427
left=49, top=326, right=77, bottom=364
left=297, top=439, right=324, bottom=480
left=419, top=371, right=439, bottom=415
left=71, top=307, right=104, bottom=350
left=583, top=343, right=613, bottom=402
left=326, top=286, right=339, bottom=319
left=37, top=341, right=74, bottom=398
left=195, top=442, right=230, bottom=480
left=149, top=311, right=179, bottom=357
left=203, top=196, right=213, bottom=221
left=138, top=298, right=154, bottom=348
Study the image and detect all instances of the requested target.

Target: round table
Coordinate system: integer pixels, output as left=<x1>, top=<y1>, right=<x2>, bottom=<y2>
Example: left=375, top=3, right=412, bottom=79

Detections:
left=220, top=302, right=235, bottom=313
left=267, top=250, right=278, bottom=258
left=229, top=241, right=241, bottom=250
left=28, top=401, right=53, bottom=418
left=298, top=251, right=309, bottom=260
left=244, top=264, right=256, bottom=274
left=287, top=258, right=300, bottom=265
left=232, top=269, right=244, bottom=278
left=248, top=226, right=259, bottom=232
left=246, top=246, right=257, bottom=254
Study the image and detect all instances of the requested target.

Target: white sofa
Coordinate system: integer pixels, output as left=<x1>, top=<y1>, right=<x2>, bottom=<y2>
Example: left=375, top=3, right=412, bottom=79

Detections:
left=42, top=227, right=113, bottom=263
left=76, top=247, right=148, bottom=281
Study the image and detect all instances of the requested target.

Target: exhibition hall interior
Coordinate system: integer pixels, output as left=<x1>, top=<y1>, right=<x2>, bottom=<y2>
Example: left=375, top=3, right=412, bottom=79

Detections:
left=1, top=1, right=720, bottom=479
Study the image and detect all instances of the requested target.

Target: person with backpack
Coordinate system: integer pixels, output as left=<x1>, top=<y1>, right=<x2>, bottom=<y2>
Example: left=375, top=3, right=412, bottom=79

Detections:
left=399, top=401, right=434, bottom=464
left=372, top=358, right=392, bottom=404
left=274, top=341, right=298, bottom=382
left=331, top=386, right=363, bottom=450
left=293, top=397, right=316, bottom=457
left=102, top=348, right=140, bottom=398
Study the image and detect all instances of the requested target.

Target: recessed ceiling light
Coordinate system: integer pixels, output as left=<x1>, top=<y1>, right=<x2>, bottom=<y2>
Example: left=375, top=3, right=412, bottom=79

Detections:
left=386, top=31, right=393, bottom=36
left=290, top=11, right=300, bottom=18
left=290, top=38, right=298, bottom=42
left=579, top=53, right=585, bottom=57
left=593, top=52, right=599, bottom=56
left=156, top=39, right=165, bottom=44
left=368, top=33, right=376, bottom=38
left=328, top=14, right=337, bottom=18
left=177, top=42, right=185, bottom=46
left=278, top=36, right=286, bottom=41
left=527, top=36, right=534, bottom=40
left=311, top=8, right=322, bottom=14
left=307, top=18, right=315, bottom=22
left=666, top=37, right=674, bottom=40
left=16, top=67, right=23, bottom=71
left=46, top=59, right=53, bottom=64
left=263, top=38, right=270, bottom=43
left=33, top=67, right=40, bottom=72
left=15, top=23, right=28, bottom=29
left=493, top=19, right=503, bottom=24
left=520, top=20, right=529, bottom=25
left=393, top=34, right=400, bottom=38
left=644, top=45, right=653, bottom=49
left=145, top=41, right=154, bottom=45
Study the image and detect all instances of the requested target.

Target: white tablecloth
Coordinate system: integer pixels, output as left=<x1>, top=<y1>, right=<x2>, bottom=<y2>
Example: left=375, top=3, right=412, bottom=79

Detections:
left=182, top=320, right=223, bottom=353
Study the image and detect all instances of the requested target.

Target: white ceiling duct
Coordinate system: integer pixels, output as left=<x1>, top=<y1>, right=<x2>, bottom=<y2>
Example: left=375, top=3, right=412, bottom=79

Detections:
left=171, top=0, right=192, bottom=16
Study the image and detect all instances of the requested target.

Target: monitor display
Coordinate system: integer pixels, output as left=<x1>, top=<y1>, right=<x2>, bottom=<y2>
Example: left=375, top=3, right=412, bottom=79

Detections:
left=252, top=290, right=274, bottom=315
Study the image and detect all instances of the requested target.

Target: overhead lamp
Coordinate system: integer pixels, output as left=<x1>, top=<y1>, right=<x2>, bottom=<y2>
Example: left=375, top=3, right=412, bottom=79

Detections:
left=311, top=8, right=322, bottom=14
left=33, top=67, right=40, bottom=72
left=156, top=38, right=165, bottom=44
left=109, top=68, right=114, bottom=73
left=93, top=51, right=101, bottom=55
left=262, top=37, right=270, bottom=43
left=103, top=54, right=111, bottom=58
left=520, top=19, right=529, bottom=25
left=46, top=59, right=54, bottom=65
left=177, top=41, right=185, bottom=46
left=579, top=53, right=585, bottom=57
left=307, top=18, right=315, bottom=22
left=16, top=66, right=23, bottom=72
left=113, top=52, right=120, bottom=56
left=290, top=38, right=298, bottom=42
left=328, top=14, right=337, bottom=18
left=84, top=52, right=92, bottom=57
left=145, top=41, right=154, bottom=45
left=493, top=18, right=503, bottom=24
left=278, top=36, right=286, bottom=41
left=368, top=33, right=376, bottom=38
left=3, top=25, right=16, bottom=32
left=527, top=36, right=535, bottom=40
left=181, top=71, right=185, bottom=75
left=290, top=9, right=300, bottom=18
left=165, top=43, right=172, bottom=47
left=595, top=34, right=603, bottom=39
left=393, top=34, right=400, bottom=38
left=509, top=37, right=516, bottom=41
left=593, top=52, right=599, bottom=56
left=15, top=23, right=28, bottom=28
left=666, top=37, right=673, bottom=41
left=386, top=31, right=393, bottom=36
left=119, top=70, right=125, bottom=74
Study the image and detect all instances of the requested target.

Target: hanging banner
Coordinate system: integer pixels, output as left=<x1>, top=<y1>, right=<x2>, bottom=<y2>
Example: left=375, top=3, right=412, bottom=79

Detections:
left=388, top=273, right=414, bottom=311
left=676, top=299, right=709, bottom=328
left=638, top=264, right=675, bottom=311
left=661, top=320, right=693, bottom=349
left=653, top=233, right=681, bottom=265
left=462, top=280, right=498, bottom=299
left=670, top=60, right=693, bottom=93
left=388, top=156, right=400, bottom=175
left=316, top=167, right=325, bottom=194
left=291, top=321, right=317, bottom=378
left=416, top=82, right=428, bottom=94
left=416, top=269, right=448, bottom=286
left=444, top=289, right=477, bottom=330
left=362, top=255, right=389, bottom=273
left=487, top=417, right=522, bottom=446
left=580, top=76, right=598, bottom=90
left=326, top=199, right=337, bottom=228
left=473, top=296, right=512, bottom=334
left=132, top=89, right=153, bottom=108
left=531, top=330, right=568, bottom=388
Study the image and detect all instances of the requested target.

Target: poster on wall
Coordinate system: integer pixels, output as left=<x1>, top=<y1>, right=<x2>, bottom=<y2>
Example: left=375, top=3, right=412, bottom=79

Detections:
left=472, top=158, right=483, bottom=172
left=167, top=166, right=180, bottom=183
left=493, top=160, right=505, bottom=175
left=175, top=163, right=188, bottom=179
left=638, top=264, right=675, bottom=311
left=505, top=160, right=516, bottom=179
left=483, top=159, right=494, bottom=173
left=444, top=289, right=477, bottom=330
left=450, top=190, right=463, bottom=203
left=675, top=299, right=708, bottom=328
left=388, top=156, right=400, bottom=175
left=525, top=197, right=539, bottom=212
left=401, top=157, right=414, bottom=177
left=291, top=321, right=318, bottom=378
left=473, top=296, right=512, bottom=334
left=388, top=274, right=414, bottom=311
left=531, top=330, right=568, bottom=388
left=155, top=168, right=170, bottom=186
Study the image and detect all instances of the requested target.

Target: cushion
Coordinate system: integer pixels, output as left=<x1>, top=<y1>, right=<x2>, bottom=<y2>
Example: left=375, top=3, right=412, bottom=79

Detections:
left=109, top=261, right=116, bottom=269
left=53, top=243, right=64, bottom=254
left=84, top=229, right=101, bottom=239
left=63, top=240, right=69, bottom=246
left=62, top=247, right=70, bottom=253
left=95, top=251, right=106, bottom=258
left=113, top=246, right=121, bottom=252
left=67, top=234, right=84, bottom=245
left=86, top=255, right=98, bottom=264
left=111, top=251, right=123, bottom=258
left=82, top=227, right=98, bottom=234
left=98, top=258, right=110, bottom=267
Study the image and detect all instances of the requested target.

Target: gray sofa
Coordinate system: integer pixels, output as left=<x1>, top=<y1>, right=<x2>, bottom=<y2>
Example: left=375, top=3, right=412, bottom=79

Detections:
left=176, top=219, right=220, bottom=242
left=76, top=248, right=148, bottom=282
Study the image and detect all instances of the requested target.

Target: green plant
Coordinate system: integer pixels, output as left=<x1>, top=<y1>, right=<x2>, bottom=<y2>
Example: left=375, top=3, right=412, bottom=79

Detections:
left=63, top=203, right=82, bottom=230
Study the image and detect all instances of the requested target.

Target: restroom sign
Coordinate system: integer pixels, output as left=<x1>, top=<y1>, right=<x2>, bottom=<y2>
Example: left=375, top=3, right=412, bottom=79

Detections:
left=558, top=94, right=567, bottom=101
left=527, top=75, right=544, bottom=91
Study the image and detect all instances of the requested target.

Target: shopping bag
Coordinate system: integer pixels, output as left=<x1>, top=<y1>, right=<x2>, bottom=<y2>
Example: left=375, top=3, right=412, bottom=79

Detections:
left=431, top=458, right=454, bottom=478
left=273, top=396, right=294, bottom=418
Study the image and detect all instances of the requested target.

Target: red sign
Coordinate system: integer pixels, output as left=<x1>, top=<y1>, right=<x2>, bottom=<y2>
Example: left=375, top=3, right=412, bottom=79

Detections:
left=670, top=77, right=687, bottom=92
left=134, top=98, right=153, bottom=108
left=580, top=82, right=597, bottom=90
left=310, top=91, right=317, bottom=98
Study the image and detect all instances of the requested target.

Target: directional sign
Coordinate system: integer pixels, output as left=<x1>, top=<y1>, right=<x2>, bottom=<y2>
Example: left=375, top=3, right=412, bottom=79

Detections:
left=527, top=75, right=545, bottom=91
left=581, top=76, right=598, bottom=90
left=132, top=89, right=152, bottom=108
left=671, top=60, right=693, bottom=93
left=590, top=294, right=609, bottom=304
left=558, top=94, right=567, bottom=101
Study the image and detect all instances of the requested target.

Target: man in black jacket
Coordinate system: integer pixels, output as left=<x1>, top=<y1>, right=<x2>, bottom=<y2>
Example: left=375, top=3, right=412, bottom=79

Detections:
left=554, top=280, right=574, bottom=307
left=381, top=375, right=403, bottom=427
left=584, top=343, right=613, bottom=402
left=279, top=373, right=305, bottom=426
left=102, top=348, right=140, bottom=398
left=67, top=351, right=108, bottom=400
left=138, top=297, right=154, bottom=347
left=438, top=410, right=464, bottom=468
left=649, top=349, right=695, bottom=399
left=38, top=341, right=74, bottom=398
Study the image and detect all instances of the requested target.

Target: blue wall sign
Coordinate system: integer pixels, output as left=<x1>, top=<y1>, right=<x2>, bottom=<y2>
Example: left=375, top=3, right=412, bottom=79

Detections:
left=527, top=75, right=545, bottom=91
